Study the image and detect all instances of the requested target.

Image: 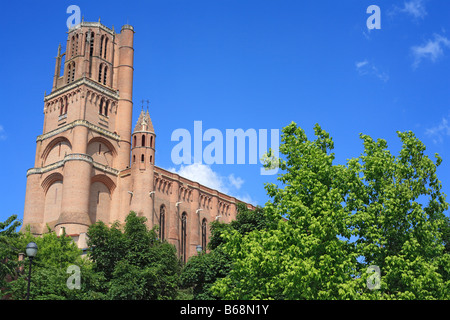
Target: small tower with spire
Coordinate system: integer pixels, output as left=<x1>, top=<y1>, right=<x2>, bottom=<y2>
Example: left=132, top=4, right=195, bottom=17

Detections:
left=130, top=101, right=156, bottom=218
left=132, top=101, right=155, bottom=168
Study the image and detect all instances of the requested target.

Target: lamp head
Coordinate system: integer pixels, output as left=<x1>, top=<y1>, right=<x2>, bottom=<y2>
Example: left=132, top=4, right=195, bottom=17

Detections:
left=26, top=242, right=38, bottom=258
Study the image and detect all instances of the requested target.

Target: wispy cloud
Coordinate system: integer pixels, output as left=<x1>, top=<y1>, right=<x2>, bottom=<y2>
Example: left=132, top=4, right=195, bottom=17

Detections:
left=167, top=162, right=256, bottom=205
left=411, top=34, right=450, bottom=69
left=0, top=125, right=6, bottom=141
left=228, top=174, right=244, bottom=190
left=425, top=116, right=450, bottom=144
left=355, top=60, right=389, bottom=82
left=355, top=60, right=369, bottom=69
left=401, top=0, right=427, bottom=19
left=388, top=0, right=428, bottom=22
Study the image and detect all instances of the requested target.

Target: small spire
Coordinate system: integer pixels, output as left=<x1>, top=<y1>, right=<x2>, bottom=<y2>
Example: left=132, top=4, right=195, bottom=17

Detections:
left=133, top=102, right=155, bottom=133
left=82, top=15, right=84, bottom=22
left=98, top=17, right=101, bottom=23
left=57, top=43, right=61, bottom=56
left=146, top=100, right=150, bottom=111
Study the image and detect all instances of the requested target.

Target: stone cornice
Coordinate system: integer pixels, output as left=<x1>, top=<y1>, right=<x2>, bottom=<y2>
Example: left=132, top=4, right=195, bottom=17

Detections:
left=27, top=155, right=119, bottom=177
left=68, top=22, right=116, bottom=36
left=36, top=120, right=120, bottom=143
left=27, top=160, right=65, bottom=176
left=93, top=162, right=119, bottom=176
left=64, top=153, right=93, bottom=163
left=44, top=77, right=119, bottom=102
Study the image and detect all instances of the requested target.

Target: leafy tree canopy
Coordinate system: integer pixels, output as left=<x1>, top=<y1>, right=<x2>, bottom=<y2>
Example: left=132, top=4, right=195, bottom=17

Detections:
left=211, top=122, right=450, bottom=300
left=87, top=211, right=181, bottom=300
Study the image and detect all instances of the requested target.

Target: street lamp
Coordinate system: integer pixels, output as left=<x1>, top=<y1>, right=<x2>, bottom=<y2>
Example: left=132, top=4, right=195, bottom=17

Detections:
left=25, top=242, right=38, bottom=300
left=196, top=245, right=202, bottom=255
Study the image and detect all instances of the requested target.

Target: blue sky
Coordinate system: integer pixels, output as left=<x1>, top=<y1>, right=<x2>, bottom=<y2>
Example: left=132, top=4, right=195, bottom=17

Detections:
left=1, top=0, right=450, bottom=225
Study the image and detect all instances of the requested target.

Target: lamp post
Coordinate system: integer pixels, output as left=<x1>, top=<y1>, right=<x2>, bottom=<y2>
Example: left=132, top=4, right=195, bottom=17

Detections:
left=196, top=245, right=202, bottom=255
left=25, top=242, right=38, bottom=300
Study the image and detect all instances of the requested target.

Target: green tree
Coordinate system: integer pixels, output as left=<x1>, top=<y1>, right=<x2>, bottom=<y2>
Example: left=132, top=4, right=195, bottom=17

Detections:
left=87, top=212, right=181, bottom=300
left=347, top=131, right=450, bottom=299
left=5, top=227, right=94, bottom=300
left=180, top=203, right=270, bottom=299
left=0, top=215, right=21, bottom=292
left=211, top=122, right=450, bottom=300
left=441, top=216, right=450, bottom=254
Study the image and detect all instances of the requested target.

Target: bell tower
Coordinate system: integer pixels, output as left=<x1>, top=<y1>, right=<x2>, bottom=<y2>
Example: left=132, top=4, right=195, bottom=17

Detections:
left=22, top=21, right=135, bottom=241
left=129, top=107, right=156, bottom=222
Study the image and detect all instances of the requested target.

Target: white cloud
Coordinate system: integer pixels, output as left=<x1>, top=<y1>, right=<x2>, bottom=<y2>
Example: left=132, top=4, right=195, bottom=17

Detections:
left=411, top=34, right=450, bottom=69
left=355, top=60, right=369, bottom=69
left=167, top=162, right=256, bottom=205
left=401, top=0, right=427, bottom=19
left=355, top=60, right=389, bottom=82
left=228, top=174, right=244, bottom=190
left=425, top=116, right=450, bottom=144
left=169, top=162, right=225, bottom=192
left=0, top=125, right=6, bottom=141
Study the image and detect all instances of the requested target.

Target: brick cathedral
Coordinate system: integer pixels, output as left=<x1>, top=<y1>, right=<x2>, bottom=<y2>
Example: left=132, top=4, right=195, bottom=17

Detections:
left=22, top=21, right=254, bottom=262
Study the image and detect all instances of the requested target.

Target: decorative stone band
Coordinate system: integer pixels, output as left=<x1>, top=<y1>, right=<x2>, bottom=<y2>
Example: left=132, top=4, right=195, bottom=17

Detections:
left=68, top=21, right=116, bottom=36
left=92, top=162, right=119, bottom=176
left=36, top=119, right=120, bottom=143
left=64, top=153, right=93, bottom=163
left=44, top=76, right=119, bottom=102
left=26, top=154, right=119, bottom=177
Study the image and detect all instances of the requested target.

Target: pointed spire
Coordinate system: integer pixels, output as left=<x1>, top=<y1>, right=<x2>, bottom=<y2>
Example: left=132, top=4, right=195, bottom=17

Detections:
left=57, top=43, right=62, bottom=56
left=133, top=106, right=155, bottom=133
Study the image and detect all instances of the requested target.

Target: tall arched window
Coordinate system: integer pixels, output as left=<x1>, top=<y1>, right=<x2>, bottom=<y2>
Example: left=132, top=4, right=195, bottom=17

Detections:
left=98, top=63, right=103, bottom=83
left=133, top=136, right=137, bottom=148
left=89, top=32, right=95, bottom=56
left=99, top=98, right=104, bottom=115
left=75, top=34, right=79, bottom=55
left=64, top=96, right=68, bottom=114
left=159, top=205, right=166, bottom=241
left=59, top=98, right=64, bottom=115
left=150, top=136, right=153, bottom=148
left=100, top=35, right=104, bottom=59
left=104, top=101, right=109, bottom=117
left=201, top=218, right=207, bottom=253
left=141, top=135, right=146, bottom=147
left=71, top=36, right=76, bottom=58
left=103, top=37, right=108, bottom=59
left=66, top=64, right=72, bottom=84
left=181, top=212, right=187, bottom=263
left=70, top=62, right=75, bottom=82
left=103, top=66, right=108, bottom=85
left=141, top=154, right=145, bottom=162
left=67, top=62, right=75, bottom=84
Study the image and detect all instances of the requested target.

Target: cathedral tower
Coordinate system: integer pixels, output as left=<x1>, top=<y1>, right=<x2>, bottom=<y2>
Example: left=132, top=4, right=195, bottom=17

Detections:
left=22, top=22, right=135, bottom=240
left=22, top=20, right=255, bottom=260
